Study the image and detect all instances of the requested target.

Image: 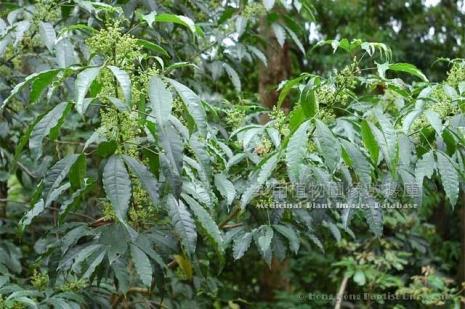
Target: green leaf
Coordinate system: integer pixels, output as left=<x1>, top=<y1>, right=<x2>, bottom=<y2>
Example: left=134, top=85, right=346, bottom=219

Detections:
left=1, top=69, right=61, bottom=109
left=108, top=66, right=131, bottom=104
left=130, top=244, right=153, bottom=287
left=167, top=78, right=207, bottom=135
left=223, top=63, right=241, bottom=92
left=388, top=63, right=428, bottom=82
left=135, top=39, right=169, bottom=57
left=148, top=76, right=172, bottom=126
left=233, top=232, right=253, bottom=260
left=214, top=173, right=236, bottom=206
left=436, top=152, right=459, bottom=206
left=353, top=270, right=366, bottom=286
left=75, top=67, right=101, bottom=115
left=44, top=154, right=80, bottom=196
left=315, top=119, right=341, bottom=171
left=19, top=199, right=45, bottom=232
left=155, top=13, right=197, bottom=34
left=182, top=193, right=223, bottom=254
left=256, top=225, right=274, bottom=256
left=273, top=224, right=300, bottom=254
left=301, top=88, right=318, bottom=118
left=29, top=102, right=70, bottom=158
left=38, top=21, right=56, bottom=52
left=167, top=195, right=197, bottom=255
left=123, top=155, right=159, bottom=207
left=424, top=110, right=443, bottom=135
left=286, top=120, right=310, bottom=183
left=241, top=152, right=279, bottom=208
left=360, top=120, right=379, bottom=164
left=415, top=150, right=435, bottom=188
left=374, top=113, right=398, bottom=173
left=263, top=0, right=275, bottom=10
left=159, top=124, right=183, bottom=195
left=102, top=155, right=131, bottom=221
left=341, top=139, right=372, bottom=186
left=271, top=23, right=286, bottom=47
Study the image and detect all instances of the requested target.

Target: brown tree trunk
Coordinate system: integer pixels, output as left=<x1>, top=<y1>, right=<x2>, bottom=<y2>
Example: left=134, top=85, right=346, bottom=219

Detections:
left=258, top=15, right=292, bottom=123
left=257, top=13, right=292, bottom=301
left=458, top=194, right=465, bottom=297
left=0, top=181, right=7, bottom=218
left=259, top=258, right=290, bottom=301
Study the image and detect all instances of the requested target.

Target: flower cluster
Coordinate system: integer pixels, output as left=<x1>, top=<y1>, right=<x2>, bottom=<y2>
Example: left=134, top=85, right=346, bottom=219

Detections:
left=243, top=3, right=266, bottom=18
left=128, top=179, right=157, bottom=228
left=33, top=0, right=60, bottom=24
left=86, top=22, right=142, bottom=70
left=270, top=105, right=290, bottom=136
left=225, top=107, right=246, bottom=129
left=446, top=61, right=465, bottom=88
left=31, top=269, right=49, bottom=290
left=98, top=107, right=139, bottom=156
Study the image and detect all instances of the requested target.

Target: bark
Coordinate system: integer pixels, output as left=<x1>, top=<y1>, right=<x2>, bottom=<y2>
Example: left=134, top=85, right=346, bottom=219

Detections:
left=257, top=12, right=292, bottom=301
left=258, top=15, right=292, bottom=123
left=259, top=258, right=290, bottom=301
left=0, top=181, right=7, bottom=218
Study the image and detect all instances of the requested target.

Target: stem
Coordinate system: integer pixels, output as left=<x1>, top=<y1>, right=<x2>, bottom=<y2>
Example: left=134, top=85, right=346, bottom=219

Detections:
left=334, top=274, right=350, bottom=309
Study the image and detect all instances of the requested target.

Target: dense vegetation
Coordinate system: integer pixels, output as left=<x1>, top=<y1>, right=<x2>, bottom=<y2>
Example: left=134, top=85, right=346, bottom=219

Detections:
left=0, top=0, right=464, bottom=308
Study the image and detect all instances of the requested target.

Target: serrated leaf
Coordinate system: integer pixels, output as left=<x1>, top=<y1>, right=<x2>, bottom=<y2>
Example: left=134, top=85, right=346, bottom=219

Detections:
left=39, top=22, right=56, bottom=52
left=29, top=102, right=70, bottom=158
left=167, top=78, right=207, bottom=135
left=286, top=120, right=309, bottom=183
left=388, top=63, right=428, bottom=82
left=1, top=69, right=61, bottom=109
left=263, top=0, right=275, bottom=10
left=214, top=174, right=236, bottom=205
left=43, top=154, right=80, bottom=196
left=301, top=88, right=318, bottom=118
left=135, top=39, right=169, bottom=57
left=123, top=155, right=159, bottom=207
left=130, top=244, right=152, bottom=287
left=148, top=76, right=172, bottom=126
left=167, top=195, right=197, bottom=255
left=233, top=232, right=252, bottom=260
left=159, top=124, right=183, bottom=195
left=436, top=152, right=459, bottom=205
left=223, top=63, right=241, bottom=92
left=102, top=155, right=131, bottom=221
left=273, top=224, right=299, bottom=254
left=424, top=110, right=442, bottom=135
left=360, top=120, right=379, bottom=164
left=271, top=23, right=286, bottom=47
left=155, top=13, right=197, bottom=34
left=241, top=152, right=279, bottom=208
left=75, top=67, right=101, bottom=115
left=341, top=139, right=372, bottom=186
left=315, top=119, right=341, bottom=171
left=108, top=66, right=131, bottom=104
left=182, top=193, right=223, bottom=254
left=257, top=225, right=273, bottom=253
left=19, top=199, right=45, bottom=231
left=415, top=150, right=435, bottom=188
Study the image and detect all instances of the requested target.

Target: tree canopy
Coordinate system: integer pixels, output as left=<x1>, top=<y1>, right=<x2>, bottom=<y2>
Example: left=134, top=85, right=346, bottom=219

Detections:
left=0, top=0, right=464, bottom=308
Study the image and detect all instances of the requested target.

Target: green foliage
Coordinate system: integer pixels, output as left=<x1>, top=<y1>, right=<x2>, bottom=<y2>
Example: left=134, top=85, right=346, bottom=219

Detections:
left=0, top=0, right=464, bottom=308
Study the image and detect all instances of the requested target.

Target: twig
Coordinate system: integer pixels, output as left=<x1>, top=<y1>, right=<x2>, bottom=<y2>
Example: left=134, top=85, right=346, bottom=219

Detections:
left=334, top=274, right=350, bottom=309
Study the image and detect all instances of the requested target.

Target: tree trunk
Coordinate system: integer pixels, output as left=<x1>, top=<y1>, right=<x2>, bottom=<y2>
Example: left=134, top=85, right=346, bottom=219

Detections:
left=258, top=15, right=292, bottom=123
left=0, top=181, right=7, bottom=219
left=257, top=13, right=292, bottom=301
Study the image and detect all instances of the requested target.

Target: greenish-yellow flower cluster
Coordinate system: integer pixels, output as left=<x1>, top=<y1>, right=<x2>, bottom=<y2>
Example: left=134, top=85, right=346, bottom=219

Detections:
left=98, top=107, right=139, bottom=155
left=86, top=22, right=142, bottom=70
left=270, top=106, right=290, bottom=136
left=31, top=269, right=49, bottom=290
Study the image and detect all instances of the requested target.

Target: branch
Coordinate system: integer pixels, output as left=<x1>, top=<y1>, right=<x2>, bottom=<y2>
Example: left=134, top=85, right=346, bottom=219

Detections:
left=334, top=274, right=350, bottom=309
